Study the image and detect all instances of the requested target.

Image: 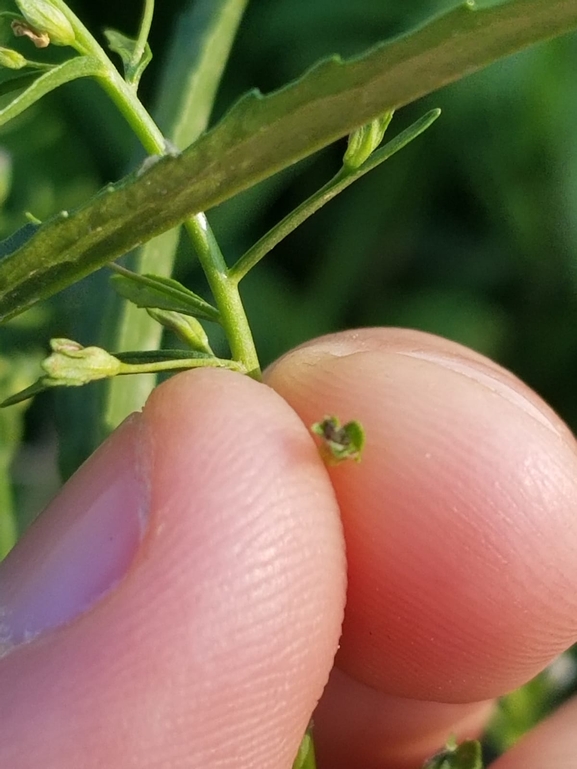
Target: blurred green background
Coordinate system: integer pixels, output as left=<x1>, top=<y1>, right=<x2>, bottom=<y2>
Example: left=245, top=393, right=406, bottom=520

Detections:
left=1, top=0, right=577, bottom=524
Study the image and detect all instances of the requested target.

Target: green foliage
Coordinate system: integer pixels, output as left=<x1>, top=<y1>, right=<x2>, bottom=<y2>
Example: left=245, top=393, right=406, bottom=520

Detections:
left=1, top=0, right=577, bottom=322
left=109, top=266, right=220, bottom=322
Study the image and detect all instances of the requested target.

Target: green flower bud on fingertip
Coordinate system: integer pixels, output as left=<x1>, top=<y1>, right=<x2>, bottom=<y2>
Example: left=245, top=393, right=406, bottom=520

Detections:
left=311, top=415, right=366, bottom=463
left=0, top=46, right=27, bottom=69
left=14, top=0, right=76, bottom=47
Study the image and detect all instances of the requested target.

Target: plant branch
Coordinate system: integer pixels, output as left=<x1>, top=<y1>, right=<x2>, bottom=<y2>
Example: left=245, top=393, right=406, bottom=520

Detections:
left=31, top=0, right=259, bottom=438
left=4, top=0, right=577, bottom=322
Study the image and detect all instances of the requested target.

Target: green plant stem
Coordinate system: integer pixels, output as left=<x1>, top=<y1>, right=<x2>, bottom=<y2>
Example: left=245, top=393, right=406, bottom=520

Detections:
left=129, top=0, right=155, bottom=79
left=184, top=215, right=261, bottom=378
left=49, top=0, right=164, bottom=152
left=89, top=0, right=254, bottom=457
left=51, top=0, right=260, bottom=378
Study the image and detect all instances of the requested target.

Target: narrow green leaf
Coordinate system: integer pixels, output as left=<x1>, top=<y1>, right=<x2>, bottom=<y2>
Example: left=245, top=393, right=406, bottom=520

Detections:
left=0, top=71, right=42, bottom=97
left=1, top=0, right=577, bottom=321
left=0, top=55, right=102, bottom=129
left=154, top=0, right=250, bottom=149
left=127, top=0, right=155, bottom=85
left=114, top=349, right=213, bottom=364
left=0, top=379, right=47, bottom=408
left=109, top=265, right=221, bottom=322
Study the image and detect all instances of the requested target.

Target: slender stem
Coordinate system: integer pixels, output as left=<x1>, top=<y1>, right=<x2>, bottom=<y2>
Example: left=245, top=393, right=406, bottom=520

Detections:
left=97, top=69, right=165, bottom=154
left=184, top=215, right=261, bottom=378
left=230, top=171, right=348, bottom=284
left=50, top=0, right=165, bottom=152
left=129, top=0, right=155, bottom=80
left=51, top=0, right=261, bottom=378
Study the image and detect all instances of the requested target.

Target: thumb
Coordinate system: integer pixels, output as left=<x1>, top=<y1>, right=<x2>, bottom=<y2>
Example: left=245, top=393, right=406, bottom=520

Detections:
left=0, top=369, right=345, bottom=768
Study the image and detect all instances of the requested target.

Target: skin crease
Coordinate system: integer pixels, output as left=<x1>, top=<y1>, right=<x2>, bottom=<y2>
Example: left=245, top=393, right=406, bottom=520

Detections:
left=0, top=327, right=577, bottom=768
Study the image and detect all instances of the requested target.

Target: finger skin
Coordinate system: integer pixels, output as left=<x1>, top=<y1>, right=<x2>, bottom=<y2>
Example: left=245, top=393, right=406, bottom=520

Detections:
left=313, top=668, right=494, bottom=769
left=491, top=695, right=577, bottom=768
left=0, top=369, right=346, bottom=768
left=266, top=328, right=577, bottom=705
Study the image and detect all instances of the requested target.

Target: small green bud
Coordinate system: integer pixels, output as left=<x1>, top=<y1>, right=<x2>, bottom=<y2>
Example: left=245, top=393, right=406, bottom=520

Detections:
left=42, top=338, right=122, bottom=386
left=343, top=110, right=394, bottom=170
left=14, top=0, right=76, bottom=47
left=311, top=415, right=366, bottom=464
left=0, top=46, right=28, bottom=69
left=146, top=309, right=214, bottom=355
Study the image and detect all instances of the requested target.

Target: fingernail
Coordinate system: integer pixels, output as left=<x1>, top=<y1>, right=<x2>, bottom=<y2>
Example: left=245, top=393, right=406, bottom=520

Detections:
left=0, top=414, right=149, bottom=650
left=277, top=335, right=567, bottom=440
left=401, top=349, right=566, bottom=437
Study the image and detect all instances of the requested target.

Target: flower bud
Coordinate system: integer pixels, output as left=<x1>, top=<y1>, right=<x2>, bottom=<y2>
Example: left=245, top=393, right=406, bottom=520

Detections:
left=14, top=0, right=76, bottom=47
left=146, top=309, right=214, bottom=355
left=0, top=46, right=27, bottom=69
left=42, top=339, right=122, bottom=386
left=343, top=110, right=394, bottom=170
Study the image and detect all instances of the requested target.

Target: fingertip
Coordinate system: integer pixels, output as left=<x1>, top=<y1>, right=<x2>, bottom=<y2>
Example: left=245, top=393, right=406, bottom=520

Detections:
left=313, top=669, right=494, bottom=769
left=267, top=328, right=577, bottom=702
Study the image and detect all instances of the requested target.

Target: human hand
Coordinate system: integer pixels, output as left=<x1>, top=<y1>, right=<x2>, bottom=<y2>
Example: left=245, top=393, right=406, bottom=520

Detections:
left=1, top=328, right=577, bottom=768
